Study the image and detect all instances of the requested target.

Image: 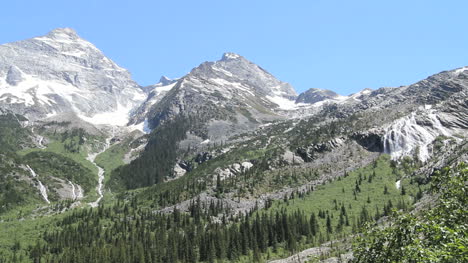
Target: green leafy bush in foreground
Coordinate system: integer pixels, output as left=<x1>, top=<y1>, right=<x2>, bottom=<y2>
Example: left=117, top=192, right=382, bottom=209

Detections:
left=353, top=163, right=468, bottom=263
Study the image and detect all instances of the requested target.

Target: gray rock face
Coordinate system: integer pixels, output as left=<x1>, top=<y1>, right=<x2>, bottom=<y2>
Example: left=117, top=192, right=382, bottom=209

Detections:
left=6, top=66, right=24, bottom=85
left=296, top=137, right=346, bottom=162
left=0, top=28, right=145, bottom=123
left=310, top=66, right=468, bottom=162
left=143, top=52, right=298, bottom=140
left=206, top=52, right=297, bottom=99
left=129, top=77, right=178, bottom=125
left=295, top=88, right=340, bottom=104
left=159, top=76, right=175, bottom=86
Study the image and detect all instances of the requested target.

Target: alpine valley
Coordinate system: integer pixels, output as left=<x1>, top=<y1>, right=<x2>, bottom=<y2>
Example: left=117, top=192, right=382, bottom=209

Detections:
left=0, top=29, right=466, bottom=263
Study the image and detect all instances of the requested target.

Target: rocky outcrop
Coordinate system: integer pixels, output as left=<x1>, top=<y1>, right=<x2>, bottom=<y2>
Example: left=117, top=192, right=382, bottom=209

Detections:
left=214, top=161, right=254, bottom=180
left=351, top=129, right=384, bottom=152
left=281, top=150, right=305, bottom=165
left=5, top=66, right=24, bottom=85
left=295, top=88, right=340, bottom=104
left=296, top=137, right=346, bottom=162
left=195, top=152, right=213, bottom=164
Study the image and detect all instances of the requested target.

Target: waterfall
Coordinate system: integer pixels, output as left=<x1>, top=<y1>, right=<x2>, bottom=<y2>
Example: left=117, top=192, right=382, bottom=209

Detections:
left=26, top=165, right=50, bottom=204
left=69, top=180, right=76, bottom=200
left=68, top=180, right=84, bottom=200
left=382, top=109, right=452, bottom=162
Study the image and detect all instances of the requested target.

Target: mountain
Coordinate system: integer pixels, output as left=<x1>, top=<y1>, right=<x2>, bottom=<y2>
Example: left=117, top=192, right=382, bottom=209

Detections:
left=129, top=76, right=178, bottom=131
left=295, top=88, right=343, bottom=104
left=132, top=52, right=298, bottom=142
left=0, top=28, right=145, bottom=125
left=0, top=28, right=467, bottom=263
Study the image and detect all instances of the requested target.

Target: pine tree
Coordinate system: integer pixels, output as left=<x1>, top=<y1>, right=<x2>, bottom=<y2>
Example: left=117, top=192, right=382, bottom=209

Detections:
left=326, top=214, right=333, bottom=234
left=310, top=212, right=319, bottom=236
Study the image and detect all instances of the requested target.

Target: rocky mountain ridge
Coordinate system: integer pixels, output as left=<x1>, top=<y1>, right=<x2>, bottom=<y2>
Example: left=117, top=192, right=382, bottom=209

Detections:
left=0, top=28, right=145, bottom=125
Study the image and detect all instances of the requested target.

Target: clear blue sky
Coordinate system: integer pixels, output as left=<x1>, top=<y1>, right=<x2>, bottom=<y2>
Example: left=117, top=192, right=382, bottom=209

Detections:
left=2, top=0, right=468, bottom=94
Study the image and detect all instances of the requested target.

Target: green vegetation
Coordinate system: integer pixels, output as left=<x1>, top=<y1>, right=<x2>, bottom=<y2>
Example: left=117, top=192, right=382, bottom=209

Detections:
left=131, top=131, right=283, bottom=209
left=0, top=110, right=464, bottom=263
left=263, top=155, right=413, bottom=231
left=18, top=129, right=99, bottom=175
left=0, top=154, right=425, bottom=263
left=247, top=154, right=422, bottom=259
left=0, top=205, right=69, bottom=263
left=0, top=113, right=41, bottom=212
left=23, top=151, right=95, bottom=194
left=353, top=163, right=468, bottom=262
left=0, top=113, right=32, bottom=153
left=110, top=117, right=190, bottom=190
left=95, top=141, right=127, bottom=183
left=0, top=175, right=42, bottom=214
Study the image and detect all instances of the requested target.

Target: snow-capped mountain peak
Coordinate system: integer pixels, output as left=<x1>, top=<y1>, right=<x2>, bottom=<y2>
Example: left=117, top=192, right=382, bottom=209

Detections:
left=0, top=28, right=145, bottom=124
left=189, top=52, right=297, bottom=100
left=221, top=52, right=242, bottom=61
left=132, top=52, right=301, bottom=137
left=45, top=27, right=80, bottom=39
left=158, top=76, right=175, bottom=86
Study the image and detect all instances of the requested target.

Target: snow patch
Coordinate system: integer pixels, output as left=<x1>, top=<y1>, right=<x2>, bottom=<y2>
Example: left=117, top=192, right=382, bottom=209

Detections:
left=212, top=66, right=233, bottom=77
left=79, top=103, right=133, bottom=126
left=154, top=81, right=177, bottom=93
left=453, top=66, right=468, bottom=75
left=266, top=95, right=299, bottom=110
left=210, top=78, right=255, bottom=96
left=0, top=72, right=82, bottom=107
left=349, top=88, right=372, bottom=101
left=223, top=52, right=241, bottom=60
left=128, top=118, right=152, bottom=134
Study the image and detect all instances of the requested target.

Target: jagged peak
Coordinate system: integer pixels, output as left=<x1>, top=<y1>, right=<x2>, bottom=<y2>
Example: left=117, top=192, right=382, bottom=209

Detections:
left=221, top=52, right=242, bottom=61
left=46, top=27, right=80, bottom=40
left=31, top=27, right=101, bottom=54
left=302, top=88, right=339, bottom=96
left=296, top=88, right=341, bottom=104
left=159, top=76, right=172, bottom=85
left=359, top=88, right=373, bottom=95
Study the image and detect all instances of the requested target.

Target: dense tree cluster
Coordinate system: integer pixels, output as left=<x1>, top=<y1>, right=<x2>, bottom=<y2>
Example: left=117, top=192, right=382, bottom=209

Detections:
left=28, top=199, right=337, bottom=263
left=110, top=117, right=190, bottom=190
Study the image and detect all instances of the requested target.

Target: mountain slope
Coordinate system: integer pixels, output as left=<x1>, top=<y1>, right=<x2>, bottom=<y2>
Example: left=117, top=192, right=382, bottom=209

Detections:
left=0, top=28, right=145, bottom=125
left=140, top=53, right=298, bottom=139
left=295, top=88, right=343, bottom=104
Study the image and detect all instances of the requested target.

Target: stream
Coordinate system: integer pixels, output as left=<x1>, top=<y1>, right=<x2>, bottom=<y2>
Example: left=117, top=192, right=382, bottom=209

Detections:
left=88, top=132, right=113, bottom=207
left=68, top=180, right=83, bottom=200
